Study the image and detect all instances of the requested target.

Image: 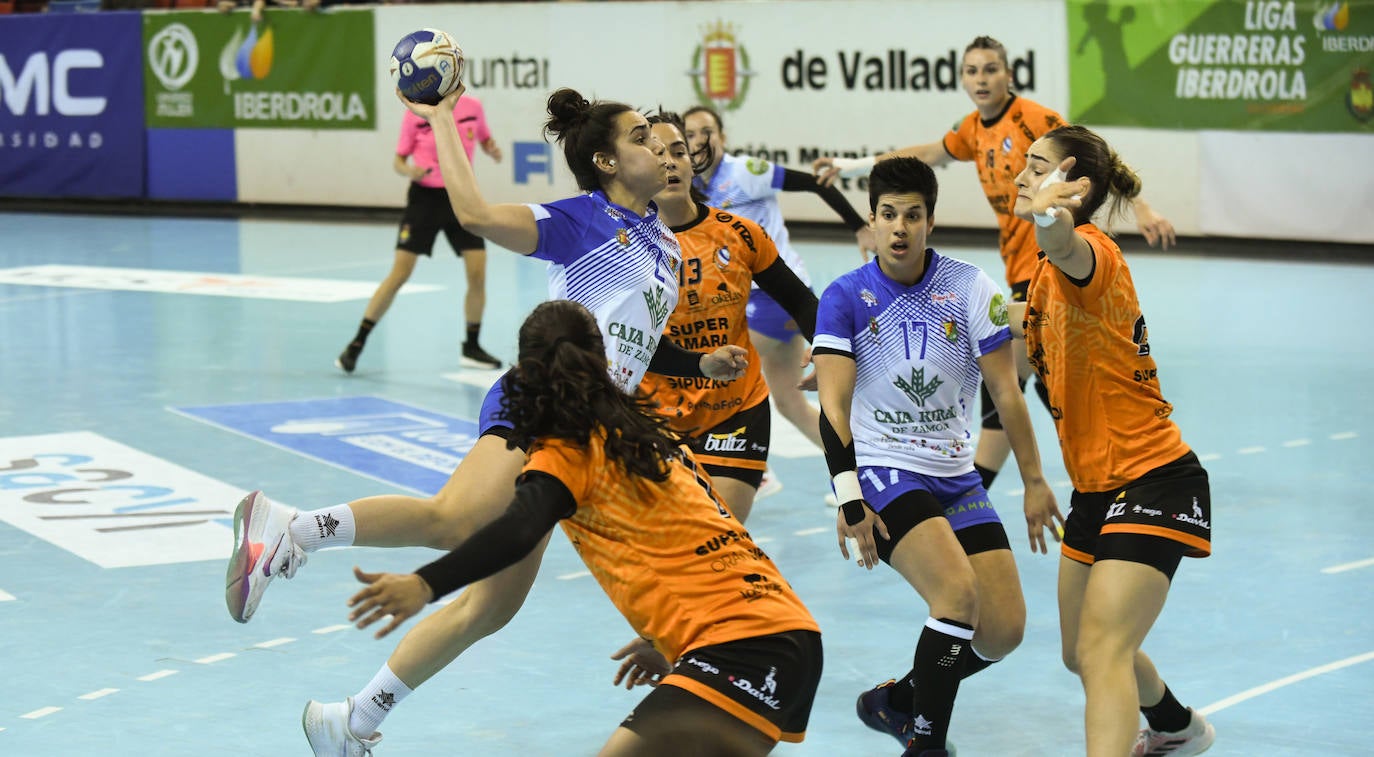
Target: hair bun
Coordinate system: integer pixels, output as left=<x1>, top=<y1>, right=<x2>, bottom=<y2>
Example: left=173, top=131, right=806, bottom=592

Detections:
left=546, top=88, right=592, bottom=134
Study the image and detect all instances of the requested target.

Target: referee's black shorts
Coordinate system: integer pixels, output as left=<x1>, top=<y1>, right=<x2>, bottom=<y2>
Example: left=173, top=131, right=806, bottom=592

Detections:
left=396, top=183, right=483, bottom=256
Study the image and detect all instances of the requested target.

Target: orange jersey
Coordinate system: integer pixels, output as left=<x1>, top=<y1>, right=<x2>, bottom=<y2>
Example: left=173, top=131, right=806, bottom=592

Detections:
left=1024, top=224, right=1191, bottom=492
left=943, top=96, right=1066, bottom=285
left=523, top=431, right=818, bottom=662
left=641, top=207, right=776, bottom=435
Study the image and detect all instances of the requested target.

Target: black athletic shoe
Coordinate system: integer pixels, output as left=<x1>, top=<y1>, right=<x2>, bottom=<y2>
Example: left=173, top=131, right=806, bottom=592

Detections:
left=336, top=340, right=363, bottom=374
left=460, top=342, right=502, bottom=370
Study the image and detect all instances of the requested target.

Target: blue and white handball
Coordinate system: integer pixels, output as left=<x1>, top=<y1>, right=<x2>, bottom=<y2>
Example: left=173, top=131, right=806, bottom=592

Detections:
left=389, top=29, right=463, bottom=105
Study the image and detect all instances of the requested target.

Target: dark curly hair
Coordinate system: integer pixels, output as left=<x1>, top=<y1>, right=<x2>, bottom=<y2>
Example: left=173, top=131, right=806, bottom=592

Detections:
left=499, top=300, right=682, bottom=482
left=544, top=87, right=635, bottom=193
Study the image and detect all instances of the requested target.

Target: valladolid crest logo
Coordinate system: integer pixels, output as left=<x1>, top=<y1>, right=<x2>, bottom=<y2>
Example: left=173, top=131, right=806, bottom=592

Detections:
left=687, top=21, right=756, bottom=112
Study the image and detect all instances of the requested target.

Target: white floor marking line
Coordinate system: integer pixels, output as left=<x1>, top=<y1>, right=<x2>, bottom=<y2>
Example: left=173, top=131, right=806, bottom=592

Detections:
left=1199, top=650, right=1374, bottom=716
left=557, top=570, right=591, bottom=580
left=1237, top=446, right=1266, bottom=455
left=1322, top=557, right=1374, bottom=574
left=0, top=589, right=14, bottom=602
left=138, top=670, right=179, bottom=682
left=312, top=624, right=351, bottom=634
left=253, top=637, right=296, bottom=649
left=753, top=536, right=776, bottom=545
left=194, top=652, right=236, bottom=664
left=1330, top=431, right=1358, bottom=440
left=440, top=371, right=504, bottom=390
left=1282, top=438, right=1311, bottom=448
left=19, top=707, right=61, bottom=720
left=1005, top=488, right=1025, bottom=497
left=793, top=527, right=829, bottom=536
left=78, top=689, right=119, bottom=701
left=1197, top=453, right=1222, bottom=462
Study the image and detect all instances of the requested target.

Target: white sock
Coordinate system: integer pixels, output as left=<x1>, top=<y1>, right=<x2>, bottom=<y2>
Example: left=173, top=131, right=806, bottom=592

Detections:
left=349, top=664, right=413, bottom=738
left=290, top=505, right=356, bottom=552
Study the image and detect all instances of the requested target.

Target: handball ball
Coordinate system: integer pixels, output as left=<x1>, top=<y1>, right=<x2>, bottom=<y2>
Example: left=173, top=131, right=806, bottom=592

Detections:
left=390, top=29, right=463, bottom=105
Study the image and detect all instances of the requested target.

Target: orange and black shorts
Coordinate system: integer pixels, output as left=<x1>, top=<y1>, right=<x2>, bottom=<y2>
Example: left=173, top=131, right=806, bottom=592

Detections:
left=1062, top=451, right=1212, bottom=578
left=622, top=629, right=823, bottom=745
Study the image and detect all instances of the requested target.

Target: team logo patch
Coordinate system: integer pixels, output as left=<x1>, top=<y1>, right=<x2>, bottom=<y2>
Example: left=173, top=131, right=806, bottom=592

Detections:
left=988, top=293, right=1009, bottom=327
left=398, top=224, right=411, bottom=244
left=859, top=288, right=878, bottom=307
left=616, top=228, right=630, bottom=247
left=867, top=316, right=880, bottom=340
left=715, top=246, right=731, bottom=268
left=1001, top=136, right=1013, bottom=153
left=687, top=20, right=756, bottom=112
left=943, top=320, right=958, bottom=343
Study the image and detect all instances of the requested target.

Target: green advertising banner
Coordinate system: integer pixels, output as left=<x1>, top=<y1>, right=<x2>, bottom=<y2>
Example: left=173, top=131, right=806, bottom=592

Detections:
left=143, top=9, right=375, bottom=129
left=1068, top=0, right=1374, bottom=131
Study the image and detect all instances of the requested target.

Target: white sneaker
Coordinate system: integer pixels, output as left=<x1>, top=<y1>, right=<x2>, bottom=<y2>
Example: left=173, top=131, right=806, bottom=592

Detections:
left=303, top=698, right=382, bottom=756
left=224, top=490, right=306, bottom=623
left=756, top=468, right=783, bottom=500
left=1132, top=708, right=1215, bottom=756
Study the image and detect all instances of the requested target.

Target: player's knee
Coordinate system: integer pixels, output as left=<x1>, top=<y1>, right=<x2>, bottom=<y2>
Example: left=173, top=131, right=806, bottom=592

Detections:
left=930, top=571, right=979, bottom=624
left=1061, top=644, right=1082, bottom=675
left=979, top=614, right=1025, bottom=659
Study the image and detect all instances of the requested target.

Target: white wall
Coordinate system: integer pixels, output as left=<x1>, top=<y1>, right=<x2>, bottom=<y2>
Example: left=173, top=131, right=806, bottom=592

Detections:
left=232, top=0, right=1374, bottom=245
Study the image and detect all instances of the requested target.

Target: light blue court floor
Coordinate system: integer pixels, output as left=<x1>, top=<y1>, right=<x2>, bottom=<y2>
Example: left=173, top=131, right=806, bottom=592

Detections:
left=1, top=210, right=1371, bottom=756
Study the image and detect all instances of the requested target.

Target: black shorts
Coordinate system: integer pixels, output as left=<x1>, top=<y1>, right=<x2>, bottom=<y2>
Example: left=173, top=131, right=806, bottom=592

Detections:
left=1008, top=279, right=1030, bottom=303
left=1062, top=451, right=1212, bottom=571
left=625, top=629, right=823, bottom=745
left=397, top=183, right=483, bottom=256
left=686, top=397, right=770, bottom=489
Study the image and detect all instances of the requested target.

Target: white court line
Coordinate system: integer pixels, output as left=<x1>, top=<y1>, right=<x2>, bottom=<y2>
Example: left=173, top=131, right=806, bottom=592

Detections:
left=1197, top=453, right=1222, bottom=462
left=19, top=707, right=61, bottom=720
left=1237, top=446, right=1266, bottom=455
left=312, top=624, right=352, bottom=635
left=78, top=688, right=119, bottom=701
left=1005, top=488, right=1025, bottom=497
left=440, top=371, right=505, bottom=390
left=0, top=589, right=14, bottom=601
left=1330, top=431, right=1358, bottom=440
left=753, top=536, right=776, bottom=545
left=1322, top=557, right=1374, bottom=575
left=557, top=570, right=591, bottom=580
left=138, top=670, right=178, bottom=682
left=253, top=637, right=296, bottom=649
left=195, top=652, right=236, bottom=664
left=1200, top=650, right=1374, bottom=716
left=1282, top=439, right=1311, bottom=448
left=793, top=527, right=828, bottom=537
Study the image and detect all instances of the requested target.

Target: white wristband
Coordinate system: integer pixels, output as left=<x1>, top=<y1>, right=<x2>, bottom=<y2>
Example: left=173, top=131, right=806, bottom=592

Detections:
left=829, top=156, right=877, bottom=178
left=831, top=470, right=863, bottom=504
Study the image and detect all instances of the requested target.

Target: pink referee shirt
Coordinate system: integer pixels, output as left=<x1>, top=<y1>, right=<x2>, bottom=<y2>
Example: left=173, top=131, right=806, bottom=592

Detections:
left=396, top=96, right=492, bottom=189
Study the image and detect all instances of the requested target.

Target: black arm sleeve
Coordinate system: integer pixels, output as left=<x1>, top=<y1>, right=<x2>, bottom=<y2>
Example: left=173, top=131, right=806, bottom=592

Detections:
left=780, top=167, right=868, bottom=233
left=819, top=408, right=858, bottom=478
left=752, top=258, right=818, bottom=342
left=649, top=335, right=706, bottom=377
left=413, top=471, right=575, bottom=601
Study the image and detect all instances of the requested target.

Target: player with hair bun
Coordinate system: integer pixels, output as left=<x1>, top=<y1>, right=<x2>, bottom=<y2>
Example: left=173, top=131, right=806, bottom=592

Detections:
left=1012, top=124, right=1215, bottom=757
left=223, top=83, right=748, bottom=755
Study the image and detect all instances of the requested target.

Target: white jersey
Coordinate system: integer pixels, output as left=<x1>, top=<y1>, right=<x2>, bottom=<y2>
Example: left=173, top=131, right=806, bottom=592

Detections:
left=814, top=252, right=1011, bottom=476
left=694, top=153, right=811, bottom=288
left=526, top=191, right=682, bottom=392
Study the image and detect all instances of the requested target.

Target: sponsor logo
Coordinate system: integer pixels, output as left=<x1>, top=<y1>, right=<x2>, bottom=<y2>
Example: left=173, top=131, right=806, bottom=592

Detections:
left=513, top=140, right=553, bottom=184
left=643, top=286, right=671, bottom=328
left=893, top=366, right=943, bottom=407
left=1, top=49, right=108, bottom=117
left=687, top=21, right=756, bottom=112
left=616, top=228, right=630, bottom=247
left=371, top=690, right=396, bottom=711
left=702, top=426, right=748, bottom=453
left=1106, top=501, right=1127, bottom=520
left=696, top=528, right=749, bottom=556
left=147, top=23, right=198, bottom=91
left=682, top=656, right=720, bottom=676
left=0, top=431, right=243, bottom=568
left=730, top=674, right=782, bottom=709
left=988, top=292, right=1009, bottom=327
left=1314, top=2, right=1350, bottom=31
left=1131, top=504, right=1164, bottom=517
left=221, top=23, right=274, bottom=83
